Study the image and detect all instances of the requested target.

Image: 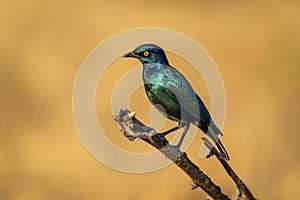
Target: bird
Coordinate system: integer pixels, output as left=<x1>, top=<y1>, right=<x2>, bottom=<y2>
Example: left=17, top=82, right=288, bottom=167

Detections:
left=123, top=44, right=230, bottom=160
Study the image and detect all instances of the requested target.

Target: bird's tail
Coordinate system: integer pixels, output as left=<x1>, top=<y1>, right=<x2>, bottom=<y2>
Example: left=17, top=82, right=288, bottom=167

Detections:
left=199, top=121, right=230, bottom=161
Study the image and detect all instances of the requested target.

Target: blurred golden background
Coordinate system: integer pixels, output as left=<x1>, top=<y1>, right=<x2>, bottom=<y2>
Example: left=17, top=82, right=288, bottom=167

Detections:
left=1, top=1, right=300, bottom=199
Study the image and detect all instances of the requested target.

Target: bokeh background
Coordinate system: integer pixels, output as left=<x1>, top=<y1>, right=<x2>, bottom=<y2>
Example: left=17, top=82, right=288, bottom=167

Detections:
left=2, top=1, right=300, bottom=199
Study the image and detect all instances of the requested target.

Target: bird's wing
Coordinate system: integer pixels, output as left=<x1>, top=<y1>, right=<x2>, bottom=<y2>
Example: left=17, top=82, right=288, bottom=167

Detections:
left=162, top=67, right=211, bottom=125
left=155, top=66, right=230, bottom=160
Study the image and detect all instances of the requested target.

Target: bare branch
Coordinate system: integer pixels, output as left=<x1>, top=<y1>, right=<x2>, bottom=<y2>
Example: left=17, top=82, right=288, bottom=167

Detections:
left=203, top=138, right=256, bottom=200
left=113, top=109, right=256, bottom=200
left=113, top=109, right=229, bottom=200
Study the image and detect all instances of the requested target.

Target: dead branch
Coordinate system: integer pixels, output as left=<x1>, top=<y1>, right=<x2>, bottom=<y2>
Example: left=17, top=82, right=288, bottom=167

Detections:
left=113, top=109, right=256, bottom=200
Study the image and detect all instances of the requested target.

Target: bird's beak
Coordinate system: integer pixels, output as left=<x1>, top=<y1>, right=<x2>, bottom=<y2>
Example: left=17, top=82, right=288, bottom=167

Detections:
left=123, top=51, right=138, bottom=58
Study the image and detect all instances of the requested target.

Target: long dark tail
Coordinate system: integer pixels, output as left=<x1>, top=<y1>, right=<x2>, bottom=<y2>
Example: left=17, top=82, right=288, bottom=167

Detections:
left=206, top=121, right=230, bottom=161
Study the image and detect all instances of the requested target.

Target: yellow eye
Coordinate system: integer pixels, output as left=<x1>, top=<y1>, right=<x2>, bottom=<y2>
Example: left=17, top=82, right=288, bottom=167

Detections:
left=143, top=51, right=149, bottom=57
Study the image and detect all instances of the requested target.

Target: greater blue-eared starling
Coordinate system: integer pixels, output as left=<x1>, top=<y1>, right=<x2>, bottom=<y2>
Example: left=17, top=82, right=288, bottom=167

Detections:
left=124, top=44, right=230, bottom=160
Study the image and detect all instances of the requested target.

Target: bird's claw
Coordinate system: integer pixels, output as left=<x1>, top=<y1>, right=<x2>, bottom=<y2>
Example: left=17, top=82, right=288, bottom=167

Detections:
left=170, top=144, right=184, bottom=157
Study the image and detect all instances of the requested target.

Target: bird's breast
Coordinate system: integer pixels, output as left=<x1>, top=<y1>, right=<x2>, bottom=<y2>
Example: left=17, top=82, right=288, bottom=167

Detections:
left=142, top=65, right=169, bottom=85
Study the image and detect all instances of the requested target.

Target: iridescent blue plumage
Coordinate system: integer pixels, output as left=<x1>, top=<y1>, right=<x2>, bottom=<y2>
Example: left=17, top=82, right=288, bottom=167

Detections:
left=124, top=44, right=229, bottom=160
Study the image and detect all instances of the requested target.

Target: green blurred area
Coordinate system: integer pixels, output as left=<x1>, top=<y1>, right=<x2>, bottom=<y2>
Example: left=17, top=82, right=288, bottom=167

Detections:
left=1, top=1, right=300, bottom=199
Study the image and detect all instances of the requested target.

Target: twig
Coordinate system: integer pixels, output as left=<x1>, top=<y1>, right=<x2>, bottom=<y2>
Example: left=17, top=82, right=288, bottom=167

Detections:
left=113, top=109, right=229, bottom=200
left=203, top=138, right=257, bottom=200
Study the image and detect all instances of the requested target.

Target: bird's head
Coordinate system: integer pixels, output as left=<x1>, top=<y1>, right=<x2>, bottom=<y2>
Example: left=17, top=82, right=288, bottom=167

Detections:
left=124, top=44, right=169, bottom=65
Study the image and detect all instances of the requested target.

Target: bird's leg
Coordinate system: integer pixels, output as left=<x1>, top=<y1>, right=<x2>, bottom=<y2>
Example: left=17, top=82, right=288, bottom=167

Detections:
left=160, top=125, right=181, bottom=137
left=175, top=123, right=190, bottom=149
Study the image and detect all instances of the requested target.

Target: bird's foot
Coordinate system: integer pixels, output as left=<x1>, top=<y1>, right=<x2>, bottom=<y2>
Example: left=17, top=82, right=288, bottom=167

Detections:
left=158, top=131, right=167, bottom=137
left=170, top=144, right=184, bottom=157
left=173, top=144, right=181, bottom=150
left=159, top=127, right=180, bottom=137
